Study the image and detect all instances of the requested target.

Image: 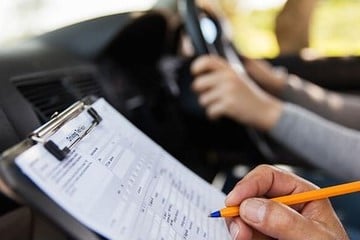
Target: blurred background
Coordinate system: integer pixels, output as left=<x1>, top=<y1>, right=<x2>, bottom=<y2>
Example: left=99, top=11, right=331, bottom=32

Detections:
left=0, top=0, right=157, bottom=45
left=219, top=0, right=360, bottom=57
left=1, top=0, right=360, bottom=58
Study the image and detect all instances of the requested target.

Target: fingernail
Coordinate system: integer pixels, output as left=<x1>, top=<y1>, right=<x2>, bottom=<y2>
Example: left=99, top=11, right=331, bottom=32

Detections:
left=229, top=222, right=239, bottom=240
left=241, top=199, right=266, bottom=223
left=226, top=190, right=234, bottom=201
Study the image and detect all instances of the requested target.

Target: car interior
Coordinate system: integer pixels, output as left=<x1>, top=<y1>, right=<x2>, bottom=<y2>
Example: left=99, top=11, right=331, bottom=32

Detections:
left=1, top=0, right=360, bottom=238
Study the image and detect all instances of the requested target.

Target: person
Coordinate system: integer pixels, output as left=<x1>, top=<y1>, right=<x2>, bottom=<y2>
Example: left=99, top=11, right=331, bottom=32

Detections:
left=224, top=164, right=349, bottom=240
left=191, top=55, right=360, bottom=181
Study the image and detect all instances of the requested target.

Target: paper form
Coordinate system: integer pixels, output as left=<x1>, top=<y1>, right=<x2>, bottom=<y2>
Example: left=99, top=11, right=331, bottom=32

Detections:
left=15, top=98, right=231, bottom=240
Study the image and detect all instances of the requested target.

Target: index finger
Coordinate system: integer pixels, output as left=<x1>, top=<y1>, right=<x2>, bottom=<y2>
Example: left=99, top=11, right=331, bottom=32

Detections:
left=225, top=165, right=318, bottom=207
left=191, top=55, right=228, bottom=76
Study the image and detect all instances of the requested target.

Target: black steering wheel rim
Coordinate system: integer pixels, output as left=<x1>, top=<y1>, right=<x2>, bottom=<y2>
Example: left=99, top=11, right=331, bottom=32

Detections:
left=178, top=0, right=210, bottom=55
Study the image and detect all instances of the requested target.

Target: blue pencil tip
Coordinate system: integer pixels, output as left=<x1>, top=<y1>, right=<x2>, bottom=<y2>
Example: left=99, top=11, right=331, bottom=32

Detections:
left=209, top=211, right=221, bottom=218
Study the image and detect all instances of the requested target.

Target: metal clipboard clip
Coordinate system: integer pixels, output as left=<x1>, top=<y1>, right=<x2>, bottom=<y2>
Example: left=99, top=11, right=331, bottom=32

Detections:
left=30, top=100, right=102, bottom=161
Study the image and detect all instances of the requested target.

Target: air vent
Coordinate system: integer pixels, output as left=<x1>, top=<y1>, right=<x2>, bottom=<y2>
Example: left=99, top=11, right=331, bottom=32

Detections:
left=13, top=67, right=104, bottom=122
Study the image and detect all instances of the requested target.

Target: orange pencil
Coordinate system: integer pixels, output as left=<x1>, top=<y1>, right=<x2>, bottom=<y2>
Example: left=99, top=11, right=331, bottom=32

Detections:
left=209, top=181, right=360, bottom=218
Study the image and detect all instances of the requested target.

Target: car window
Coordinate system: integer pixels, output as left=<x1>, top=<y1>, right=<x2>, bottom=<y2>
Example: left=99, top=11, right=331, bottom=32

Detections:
left=0, top=0, right=157, bottom=46
left=218, top=0, right=360, bottom=58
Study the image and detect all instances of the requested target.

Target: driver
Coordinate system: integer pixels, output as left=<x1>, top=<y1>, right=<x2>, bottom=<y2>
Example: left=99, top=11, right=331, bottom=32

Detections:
left=191, top=55, right=360, bottom=181
left=224, top=164, right=348, bottom=240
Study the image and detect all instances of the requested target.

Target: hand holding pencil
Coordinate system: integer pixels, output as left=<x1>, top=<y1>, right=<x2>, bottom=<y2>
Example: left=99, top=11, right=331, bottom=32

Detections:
left=210, top=180, right=360, bottom=218
left=222, top=165, right=349, bottom=240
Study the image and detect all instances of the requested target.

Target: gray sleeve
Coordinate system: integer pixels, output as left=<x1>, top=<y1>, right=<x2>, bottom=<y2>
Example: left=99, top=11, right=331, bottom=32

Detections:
left=281, top=75, right=360, bottom=130
left=269, top=103, right=360, bottom=181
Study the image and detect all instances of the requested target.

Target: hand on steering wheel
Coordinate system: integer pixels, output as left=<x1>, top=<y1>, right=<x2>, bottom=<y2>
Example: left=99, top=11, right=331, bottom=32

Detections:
left=178, top=0, right=280, bottom=162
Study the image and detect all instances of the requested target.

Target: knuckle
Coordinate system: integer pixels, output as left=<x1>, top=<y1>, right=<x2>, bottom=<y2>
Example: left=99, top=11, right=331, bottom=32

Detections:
left=254, top=164, right=273, bottom=173
left=199, top=94, right=206, bottom=102
left=192, top=58, right=205, bottom=71
left=192, top=80, right=202, bottom=91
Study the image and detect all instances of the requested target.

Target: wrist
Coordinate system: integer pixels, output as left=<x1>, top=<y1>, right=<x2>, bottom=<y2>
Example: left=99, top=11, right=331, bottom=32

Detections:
left=255, top=96, right=283, bottom=131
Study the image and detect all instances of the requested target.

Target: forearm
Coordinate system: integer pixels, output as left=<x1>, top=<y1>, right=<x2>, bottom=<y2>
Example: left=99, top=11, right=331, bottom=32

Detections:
left=281, top=75, right=360, bottom=130
left=270, top=103, right=360, bottom=181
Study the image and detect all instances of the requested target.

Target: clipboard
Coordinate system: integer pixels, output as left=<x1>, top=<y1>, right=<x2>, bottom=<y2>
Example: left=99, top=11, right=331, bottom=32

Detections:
left=0, top=96, right=104, bottom=240
left=0, top=96, right=231, bottom=240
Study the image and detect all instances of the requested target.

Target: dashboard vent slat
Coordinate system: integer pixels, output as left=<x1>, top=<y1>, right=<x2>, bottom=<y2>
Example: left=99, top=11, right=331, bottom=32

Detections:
left=14, top=68, right=105, bottom=122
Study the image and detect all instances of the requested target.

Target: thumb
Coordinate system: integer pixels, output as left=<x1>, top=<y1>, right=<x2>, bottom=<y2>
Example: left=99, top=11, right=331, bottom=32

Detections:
left=239, top=198, right=328, bottom=240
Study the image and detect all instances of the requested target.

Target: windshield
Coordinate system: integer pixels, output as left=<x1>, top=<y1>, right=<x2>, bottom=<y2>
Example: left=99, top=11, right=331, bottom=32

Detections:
left=2, top=0, right=359, bottom=58
left=219, top=0, right=360, bottom=57
left=0, top=0, right=157, bottom=45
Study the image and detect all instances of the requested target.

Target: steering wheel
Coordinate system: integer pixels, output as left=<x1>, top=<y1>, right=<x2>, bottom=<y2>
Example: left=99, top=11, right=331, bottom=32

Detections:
left=178, top=0, right=277, bottom=162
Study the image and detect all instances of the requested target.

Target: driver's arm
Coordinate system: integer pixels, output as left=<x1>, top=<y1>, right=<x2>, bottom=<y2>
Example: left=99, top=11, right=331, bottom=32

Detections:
left=245, top=59, right=360, bottom=131
left=191, top=55, right=360, bottom=181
